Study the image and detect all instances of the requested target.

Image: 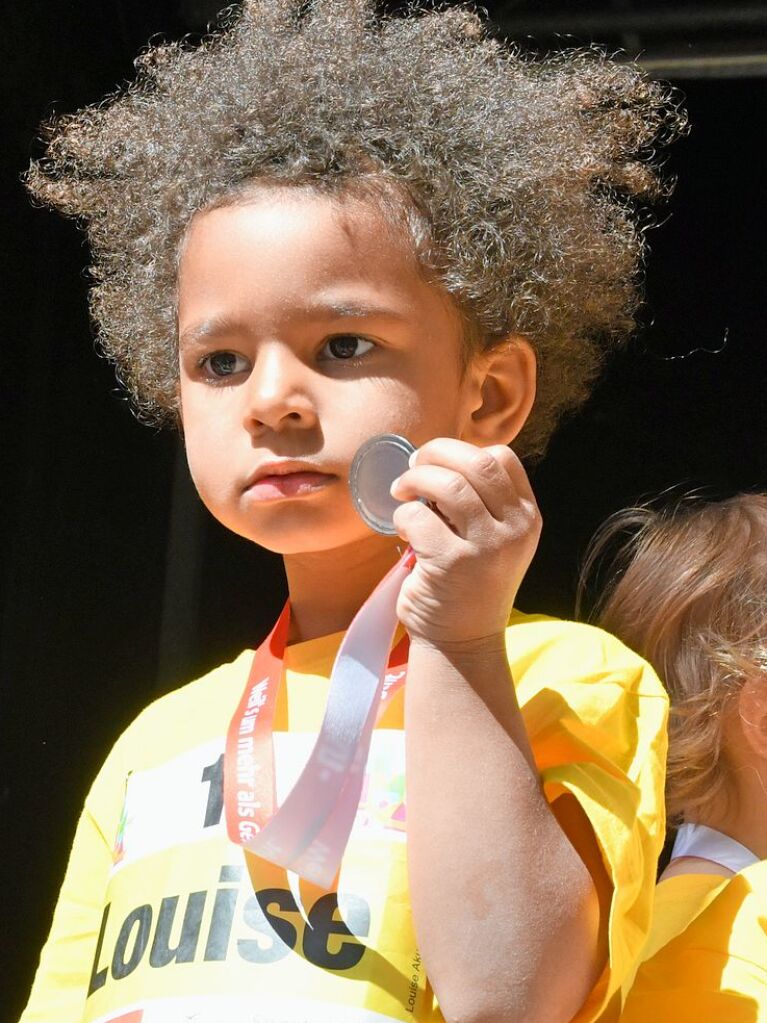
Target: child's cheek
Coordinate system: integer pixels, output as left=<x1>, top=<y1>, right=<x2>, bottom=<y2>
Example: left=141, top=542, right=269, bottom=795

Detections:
left=183, top=431, right=232, bottom=508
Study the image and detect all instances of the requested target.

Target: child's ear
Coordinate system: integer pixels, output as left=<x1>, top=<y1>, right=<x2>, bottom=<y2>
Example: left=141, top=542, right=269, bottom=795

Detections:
left=461, top=335, right=536, bottom=447
left=738, top=679, right=767, bottom=761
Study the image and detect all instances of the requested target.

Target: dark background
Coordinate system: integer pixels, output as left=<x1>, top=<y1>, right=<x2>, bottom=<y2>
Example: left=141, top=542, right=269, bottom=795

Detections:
left=2, top=1, right=766, bottom=1015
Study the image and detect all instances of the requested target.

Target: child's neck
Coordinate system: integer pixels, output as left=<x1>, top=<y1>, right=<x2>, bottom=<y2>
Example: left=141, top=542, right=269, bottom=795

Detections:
left=696, top=765, right=767, bottom=861
left=284, top=534, right=403, bottom=644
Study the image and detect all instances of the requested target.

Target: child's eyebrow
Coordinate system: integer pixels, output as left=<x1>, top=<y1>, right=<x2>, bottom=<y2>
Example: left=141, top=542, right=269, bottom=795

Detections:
left=179, top=302, right=409, bottom=349
left=302, top=299, right=410, bottom=323
left=178, top=316, right=242, bottom=350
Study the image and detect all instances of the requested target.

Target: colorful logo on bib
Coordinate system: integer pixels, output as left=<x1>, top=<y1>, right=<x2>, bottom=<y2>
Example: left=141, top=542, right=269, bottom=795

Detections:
left=358, top=754, right=406, bottom=834
left=113, top=774, right=133, bottom=866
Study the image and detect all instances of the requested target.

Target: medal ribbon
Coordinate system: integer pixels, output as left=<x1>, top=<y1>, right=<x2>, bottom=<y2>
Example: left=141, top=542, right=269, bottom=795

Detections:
left=224, top=549, right=415, bottom=888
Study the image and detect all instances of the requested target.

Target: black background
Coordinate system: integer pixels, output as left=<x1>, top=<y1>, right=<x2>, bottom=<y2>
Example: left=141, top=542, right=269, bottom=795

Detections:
left=2, top=1, right=766, bottom=1015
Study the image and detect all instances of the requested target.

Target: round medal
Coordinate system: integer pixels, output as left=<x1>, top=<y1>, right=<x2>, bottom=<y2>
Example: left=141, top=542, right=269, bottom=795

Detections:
left=349, top=434, right=416, bottom=535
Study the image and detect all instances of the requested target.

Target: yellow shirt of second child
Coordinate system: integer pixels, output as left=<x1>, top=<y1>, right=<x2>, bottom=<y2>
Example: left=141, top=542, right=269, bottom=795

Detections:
left=621, top=861, right=767, bottom=1022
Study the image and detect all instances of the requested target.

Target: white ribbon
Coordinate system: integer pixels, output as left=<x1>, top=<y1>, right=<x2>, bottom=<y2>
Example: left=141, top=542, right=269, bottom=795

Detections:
left=244, top=552, right=412, bottom=887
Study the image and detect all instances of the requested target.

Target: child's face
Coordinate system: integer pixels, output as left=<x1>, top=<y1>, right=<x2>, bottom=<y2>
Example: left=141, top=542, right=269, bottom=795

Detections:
left=177, top=187, right=486, bottom=555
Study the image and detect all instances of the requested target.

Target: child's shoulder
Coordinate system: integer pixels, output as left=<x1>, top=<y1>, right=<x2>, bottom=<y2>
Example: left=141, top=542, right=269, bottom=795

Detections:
left=506, top=608, right=666, bottom=698
left=115, top=649, right=253, bottom=766
left=623, top=861, right=767, bottom=1019
left=82, top=650, right=254, bottom=821
left=506, top=611, right=667, bottom=784
left=507, top=613, right=669, bottom=942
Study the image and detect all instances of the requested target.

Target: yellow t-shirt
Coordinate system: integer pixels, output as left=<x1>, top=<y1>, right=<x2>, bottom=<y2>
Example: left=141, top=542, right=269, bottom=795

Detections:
left=20, top=612, right=667, bottom=1023
left=621, top=862, right=767, bottom=1022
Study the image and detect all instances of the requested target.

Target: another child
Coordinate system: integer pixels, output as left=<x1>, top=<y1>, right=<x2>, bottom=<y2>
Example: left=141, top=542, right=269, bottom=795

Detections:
left=582, top=494, right=767, bottom=1020
left=20, top=3, right=683, bottom=1022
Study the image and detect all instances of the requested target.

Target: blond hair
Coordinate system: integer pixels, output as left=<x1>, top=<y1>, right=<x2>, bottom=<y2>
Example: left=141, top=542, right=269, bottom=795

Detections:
left=580, top=494, right=767, bottom=823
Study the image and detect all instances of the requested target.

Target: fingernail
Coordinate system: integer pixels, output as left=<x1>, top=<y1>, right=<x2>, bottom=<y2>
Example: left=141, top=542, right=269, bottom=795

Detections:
left=390, top=476, right=402, bottom=496
left=408, top=450, right=417, bottom=468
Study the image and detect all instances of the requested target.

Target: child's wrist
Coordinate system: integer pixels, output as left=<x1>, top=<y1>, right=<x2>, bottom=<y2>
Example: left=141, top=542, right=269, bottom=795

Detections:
left=407, top=628, right=509, bottom=661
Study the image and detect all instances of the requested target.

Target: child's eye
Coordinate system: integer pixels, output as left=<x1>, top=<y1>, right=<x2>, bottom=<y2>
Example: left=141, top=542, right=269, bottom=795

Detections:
left=320, top=335, right=376, bottom=361
left=200, top=351, right=250, bottom=378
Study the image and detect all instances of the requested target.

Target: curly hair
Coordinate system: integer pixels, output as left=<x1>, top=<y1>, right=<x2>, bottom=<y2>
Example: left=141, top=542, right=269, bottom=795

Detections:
left=580, top=494, right=767, bottom=824
left=25, top=0, right=686, bottom=458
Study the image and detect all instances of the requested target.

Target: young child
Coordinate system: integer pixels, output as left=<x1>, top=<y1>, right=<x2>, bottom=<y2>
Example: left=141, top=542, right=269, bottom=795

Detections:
left=582, top=494, right=767, bottom=1020
left=20, top=3, right=684, bottom=1022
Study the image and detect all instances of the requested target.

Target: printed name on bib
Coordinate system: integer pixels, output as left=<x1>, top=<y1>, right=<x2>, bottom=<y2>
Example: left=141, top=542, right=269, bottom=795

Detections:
left=89, top=864, right=371, bottom=997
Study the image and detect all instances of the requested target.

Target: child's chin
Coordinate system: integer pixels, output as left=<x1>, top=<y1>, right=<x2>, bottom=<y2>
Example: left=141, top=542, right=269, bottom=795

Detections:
left=238, top=520, right=375, bottom=557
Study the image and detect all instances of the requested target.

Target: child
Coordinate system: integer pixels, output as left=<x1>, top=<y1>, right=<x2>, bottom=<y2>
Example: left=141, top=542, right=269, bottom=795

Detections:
left=582, top=494, right=767, bottom=1020
left=20, top=3, right=683, bottom=1022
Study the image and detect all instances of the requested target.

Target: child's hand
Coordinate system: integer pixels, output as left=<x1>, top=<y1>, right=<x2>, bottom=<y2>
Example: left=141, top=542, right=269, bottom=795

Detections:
left=390, top=437, right=541, bottom=648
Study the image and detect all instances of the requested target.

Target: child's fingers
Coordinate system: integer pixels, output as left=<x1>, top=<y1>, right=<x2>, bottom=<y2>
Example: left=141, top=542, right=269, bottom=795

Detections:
left=482, top=443, right=537, bottom=506
left=392, top=498, right=463, bottom=559
left=391, top=463, right=490, bottom=537
left=406, top=437, right=536, bottom=522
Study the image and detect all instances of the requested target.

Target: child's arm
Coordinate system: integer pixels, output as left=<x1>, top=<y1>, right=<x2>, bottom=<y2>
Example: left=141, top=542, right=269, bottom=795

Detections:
left=19, top=809, right=112, bottom=1022
left=405, top=642, right=607, bottom=1023
left=391, top=439, right=608, bottom=1023
left=19, top=747, right=121, bottom=1023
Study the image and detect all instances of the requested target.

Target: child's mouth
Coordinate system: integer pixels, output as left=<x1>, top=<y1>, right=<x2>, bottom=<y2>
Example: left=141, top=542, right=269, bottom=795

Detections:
left=246, top=471, right=336, bottom=500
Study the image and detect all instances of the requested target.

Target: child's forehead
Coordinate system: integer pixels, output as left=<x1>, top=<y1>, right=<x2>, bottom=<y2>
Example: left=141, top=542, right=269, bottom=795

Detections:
left=188, top=180, right=417, bottom=247
left=184, top=187, right=409, bottom=270
left=180, top=184, right=423, bottom=284
left=177, top=184, right=460, bottom=336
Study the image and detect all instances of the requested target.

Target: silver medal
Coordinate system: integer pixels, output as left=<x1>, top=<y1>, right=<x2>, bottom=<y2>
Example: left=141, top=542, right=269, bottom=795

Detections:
left=349, top=434, right=416, bottom=535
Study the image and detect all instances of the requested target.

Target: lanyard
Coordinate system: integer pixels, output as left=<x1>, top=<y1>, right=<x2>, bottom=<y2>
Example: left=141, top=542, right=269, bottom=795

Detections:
left=224, top=550, right=414, bottom=888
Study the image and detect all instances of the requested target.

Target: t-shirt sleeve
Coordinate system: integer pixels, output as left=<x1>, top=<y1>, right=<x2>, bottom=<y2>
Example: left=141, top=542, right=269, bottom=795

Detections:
left=510, top=619, right=669, bottom=1022
left=19, top=738, right=127, bottom=1023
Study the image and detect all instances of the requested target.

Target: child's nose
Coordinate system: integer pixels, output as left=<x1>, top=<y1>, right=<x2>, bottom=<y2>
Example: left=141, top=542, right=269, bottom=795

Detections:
left=242, top=341, right=318, bottom=433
